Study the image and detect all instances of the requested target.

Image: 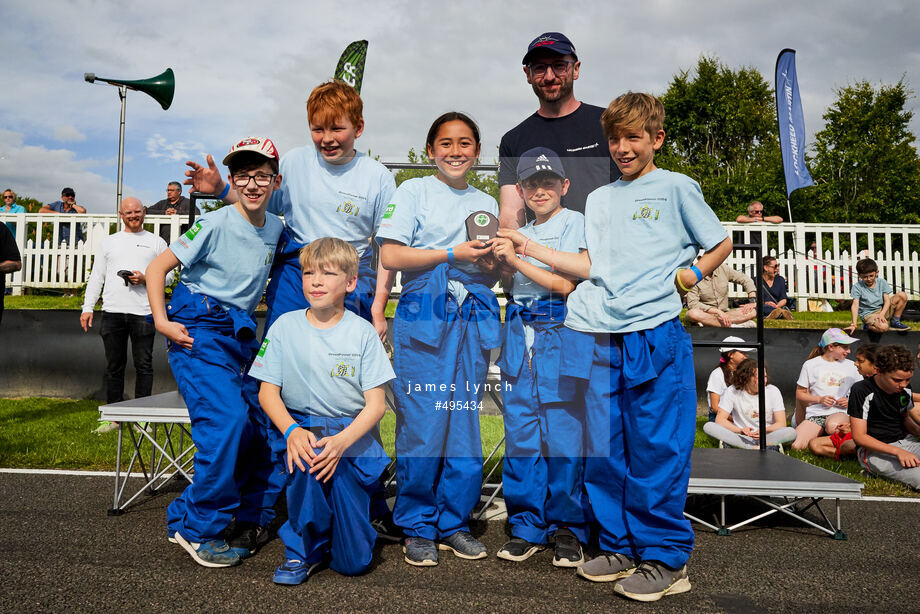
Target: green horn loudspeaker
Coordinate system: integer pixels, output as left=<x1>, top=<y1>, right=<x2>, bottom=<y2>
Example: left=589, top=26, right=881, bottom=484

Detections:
left=83, top=68, right=175, bottom=110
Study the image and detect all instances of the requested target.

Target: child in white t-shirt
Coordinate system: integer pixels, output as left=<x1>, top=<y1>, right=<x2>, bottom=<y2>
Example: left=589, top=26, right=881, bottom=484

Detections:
left=705, top=336, right=750, bottom=421
left=791, top=328, right=862, bottom=450
left=703, top=359, right=795, bottom=449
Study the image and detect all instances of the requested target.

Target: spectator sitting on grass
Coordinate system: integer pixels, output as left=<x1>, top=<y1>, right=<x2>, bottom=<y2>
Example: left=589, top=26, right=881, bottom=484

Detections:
left=760, top=255, right=792, bottom=320
left=849, top=344, right=920, bottom=490
left=685, top=263, right=757, bottom=328
left=702, top=358, right=796, bottom=449
left=845, top=258, right=909, bottom=334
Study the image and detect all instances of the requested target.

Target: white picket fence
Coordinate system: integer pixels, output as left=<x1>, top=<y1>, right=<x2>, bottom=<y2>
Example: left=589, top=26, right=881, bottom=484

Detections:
left=3, top=214, right=920, bottom=304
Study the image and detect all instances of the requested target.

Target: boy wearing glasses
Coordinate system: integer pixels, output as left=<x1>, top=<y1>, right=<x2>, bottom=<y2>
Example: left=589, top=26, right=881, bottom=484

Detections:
left=499, top=32, right=619, bottom=227
left=146, top=137, right=284, bottom=568
left=846, top=257, right=909, bottom=333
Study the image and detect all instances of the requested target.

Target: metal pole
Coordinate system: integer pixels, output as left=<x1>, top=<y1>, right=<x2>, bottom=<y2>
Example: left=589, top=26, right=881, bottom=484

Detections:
left=116, top=85, right=127, bottom=215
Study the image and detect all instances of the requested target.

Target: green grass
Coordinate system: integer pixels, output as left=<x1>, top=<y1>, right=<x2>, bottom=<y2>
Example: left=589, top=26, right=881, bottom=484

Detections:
left=2, top=398, right=914, bottom=497
left=10, top=294, right=918, bottom=331
left=0, top=398, right=507, bottom=476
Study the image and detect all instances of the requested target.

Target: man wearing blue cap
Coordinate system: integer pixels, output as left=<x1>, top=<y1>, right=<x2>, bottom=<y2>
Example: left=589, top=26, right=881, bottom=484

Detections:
left=498, top=32, right=619, bottom=229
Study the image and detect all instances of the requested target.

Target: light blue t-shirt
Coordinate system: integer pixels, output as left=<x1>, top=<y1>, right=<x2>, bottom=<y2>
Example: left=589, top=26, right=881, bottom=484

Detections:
left=376, top=175, right=499, bottom=302
left=852, top=276, right=892, bottom=317
left=511, top=208, right=586, bottom=305
left=170, top=206, right=283, bottom=314
left=268, top=146, right=396, bottom=258
left=249, top=309, right=395, bottom=418
left=565, top=168, right=728, bottom=334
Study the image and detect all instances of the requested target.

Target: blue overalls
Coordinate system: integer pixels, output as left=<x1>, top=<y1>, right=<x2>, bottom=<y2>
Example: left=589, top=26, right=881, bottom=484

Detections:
left=497, top=298, right=588, bottom=545
left=164, top=283, right=267, bottom=542
left=562, top=317, right=696, bottom=569
left=278, top=414, right=389, bottom=575
left=264, top=227, right=377, bottom=329
left=390, top=263, right=501, bottom=540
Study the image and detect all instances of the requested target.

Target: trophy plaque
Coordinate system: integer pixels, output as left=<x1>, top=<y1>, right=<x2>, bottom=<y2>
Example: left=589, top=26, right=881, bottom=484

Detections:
left=466, top=211, right=499, bottom=242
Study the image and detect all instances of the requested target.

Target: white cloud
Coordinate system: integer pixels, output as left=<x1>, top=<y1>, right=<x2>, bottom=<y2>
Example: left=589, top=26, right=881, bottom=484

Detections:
left=0, top=130, right=154, bottom=213
left=0, top=0, right=916, bottom=206
left=53, top=125, right=86, bottom=142
left=146, top=134, right=206, bottom=162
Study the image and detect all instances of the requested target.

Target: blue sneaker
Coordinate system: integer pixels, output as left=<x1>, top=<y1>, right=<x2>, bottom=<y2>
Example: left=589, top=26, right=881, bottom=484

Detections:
left=891, top=318, right=910, bottom=331
left=174, top=533, right=241, bottom=568
left=438, top=531, right=487, bottom=560
left=403, top=537, right=438, bottom=566
left=273, top=559, right=320, bottom=585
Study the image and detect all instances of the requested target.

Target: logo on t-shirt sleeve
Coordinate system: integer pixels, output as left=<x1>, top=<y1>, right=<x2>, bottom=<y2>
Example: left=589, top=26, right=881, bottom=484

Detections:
left=257, top=339, right=270, bottom=358
left=382, top=203, right=396, bottom=219
left=184, top=221, right=203, bottom=241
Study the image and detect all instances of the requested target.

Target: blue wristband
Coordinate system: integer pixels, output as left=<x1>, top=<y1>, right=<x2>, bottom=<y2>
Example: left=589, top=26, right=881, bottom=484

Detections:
left=447, top=247, right=455, bottom=264
left=283, top=423, right=298, bottom=440
left=217, top=182, right=230, bottom=200
left=690, top=265, right=703, bottom=282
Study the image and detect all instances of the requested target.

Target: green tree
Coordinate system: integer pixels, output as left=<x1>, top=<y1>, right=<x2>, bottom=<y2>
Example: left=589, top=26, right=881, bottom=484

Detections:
left=810, top=79, right=920, bottom=224
left=657, top=56, right=785, bottom=220
left=393, top=148, right=499, bottom=201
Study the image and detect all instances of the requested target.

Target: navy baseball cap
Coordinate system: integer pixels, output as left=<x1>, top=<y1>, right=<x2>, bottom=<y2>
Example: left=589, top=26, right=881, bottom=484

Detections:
left=516, top=147, right=566, bottom=181
left=522, top=32, right=577, bottom=64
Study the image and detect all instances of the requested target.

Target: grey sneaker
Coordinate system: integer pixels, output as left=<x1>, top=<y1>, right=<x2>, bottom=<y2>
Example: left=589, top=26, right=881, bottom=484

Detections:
left=496, top=538, right=545, bottom=562
left=438, top=531, right=487, bottom=560
left=403, top=537, right=438, bottom=567
left=576, top=552, right=637, bottom=582
left=551, top=528, right=584, bottom=568
left=613, top=561, right=691, bottom=602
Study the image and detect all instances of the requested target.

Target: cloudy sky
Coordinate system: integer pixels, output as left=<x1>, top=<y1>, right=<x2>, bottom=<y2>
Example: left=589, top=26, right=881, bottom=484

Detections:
left=1, top=0, right=917, bottom=212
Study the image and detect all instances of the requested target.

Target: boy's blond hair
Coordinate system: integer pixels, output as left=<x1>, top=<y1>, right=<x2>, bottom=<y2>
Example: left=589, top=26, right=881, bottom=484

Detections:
left=307, top=80, right=363, bottom=128
left=600, top=92, right=665, bottom=140
left=298, top=237, right=359, bottom=279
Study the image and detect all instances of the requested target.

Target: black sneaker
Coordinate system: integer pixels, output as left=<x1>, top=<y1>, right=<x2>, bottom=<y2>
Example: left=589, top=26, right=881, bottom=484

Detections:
left=496, top=538, right=545, bottom=562
left=371, top=512, right=403, bottom=543
left=551, top=528, right=584, bottom=568
left=227, top=522, right=271, bottom=559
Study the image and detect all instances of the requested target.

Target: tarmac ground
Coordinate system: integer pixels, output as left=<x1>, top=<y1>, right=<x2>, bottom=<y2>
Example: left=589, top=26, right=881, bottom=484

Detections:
left=2, top=471, right=920, bottom=613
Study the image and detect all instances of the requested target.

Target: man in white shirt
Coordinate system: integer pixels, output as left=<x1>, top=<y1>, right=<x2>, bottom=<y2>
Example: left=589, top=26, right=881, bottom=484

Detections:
left=80, top=198, right=171, bottom=433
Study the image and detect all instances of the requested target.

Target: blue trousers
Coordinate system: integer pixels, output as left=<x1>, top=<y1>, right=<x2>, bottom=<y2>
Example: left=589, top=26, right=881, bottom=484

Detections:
left=391, top=297, right=488, bottom=540
left=278, top=415, right=388, bottom=575
left=166, top=326, right=261, bottom=542
left=582, top=319, right=696, bottom=569
left=501, top=361, right=588, bottom=544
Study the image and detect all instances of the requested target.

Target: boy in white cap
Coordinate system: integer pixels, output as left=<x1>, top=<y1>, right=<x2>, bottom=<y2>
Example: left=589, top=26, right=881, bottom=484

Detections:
left=146, top=137, right=284, bottom=568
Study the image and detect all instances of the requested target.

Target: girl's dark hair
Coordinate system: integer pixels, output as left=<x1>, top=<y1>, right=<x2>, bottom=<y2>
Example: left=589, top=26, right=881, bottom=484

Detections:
left=718, top=350, right=737, bottom=380
left=425, top=111, right=481, bottom=150
left=855, top=343, right=879, bottom=364
left=731, top=358, right=767, bottom=390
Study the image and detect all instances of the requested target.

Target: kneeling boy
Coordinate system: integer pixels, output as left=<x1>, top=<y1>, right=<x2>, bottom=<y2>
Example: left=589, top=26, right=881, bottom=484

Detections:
left=849, top=344, right=920, bottom=489
left=249, top=237, right=394, bottom=584
left=147, top=137, right=284, bottom=567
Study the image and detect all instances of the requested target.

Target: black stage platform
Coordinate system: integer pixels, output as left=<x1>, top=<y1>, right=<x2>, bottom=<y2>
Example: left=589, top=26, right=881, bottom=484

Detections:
left=686, top=448, right=863, bottom=539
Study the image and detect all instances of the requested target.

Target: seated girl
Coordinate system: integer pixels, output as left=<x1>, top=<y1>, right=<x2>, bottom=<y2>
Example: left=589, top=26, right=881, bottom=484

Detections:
left=703, top=358, right=796, bottom=449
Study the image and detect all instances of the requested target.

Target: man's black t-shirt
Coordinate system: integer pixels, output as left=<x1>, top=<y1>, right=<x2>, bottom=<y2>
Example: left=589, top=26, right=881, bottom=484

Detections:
left=847, top=377, right=914, bottom=444
left=0, top=223, right=21, bottom=324
left=498, top=103, right=620, bottom=215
